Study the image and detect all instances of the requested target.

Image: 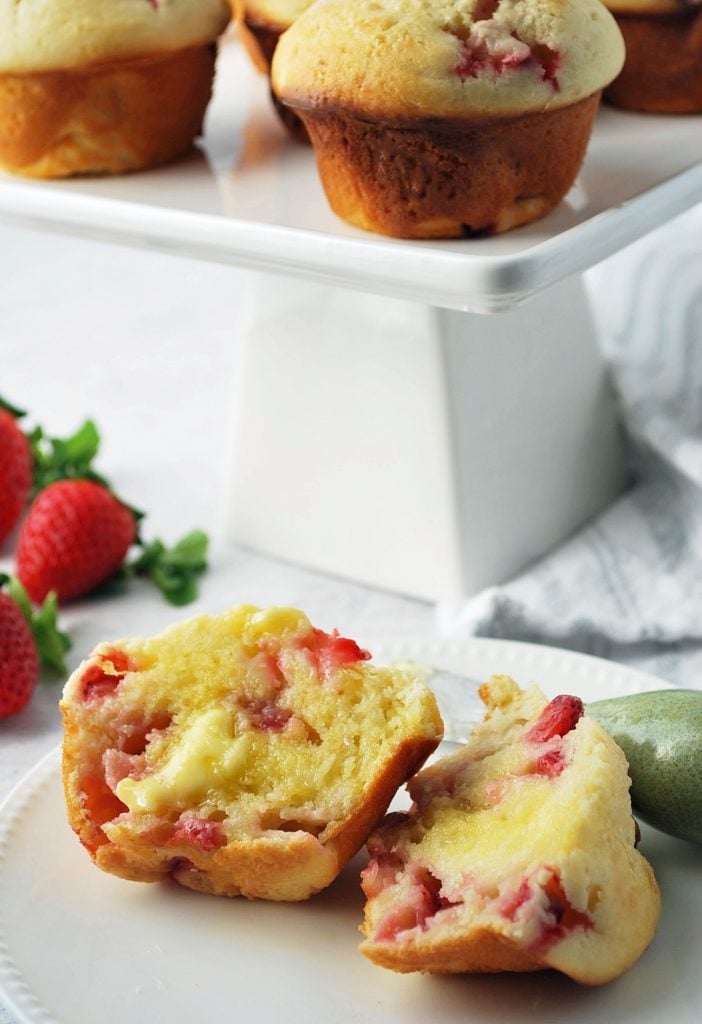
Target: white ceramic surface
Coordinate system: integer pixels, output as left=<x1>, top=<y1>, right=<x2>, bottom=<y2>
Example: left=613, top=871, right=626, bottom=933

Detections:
left=0, top=40, right=700, bottom=312
left=0, top=637, right=696, bottom=1024
left=227, top=273, right=625, bottom=600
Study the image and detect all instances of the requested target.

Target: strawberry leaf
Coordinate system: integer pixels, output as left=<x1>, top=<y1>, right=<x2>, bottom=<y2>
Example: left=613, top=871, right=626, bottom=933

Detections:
left=32, top=592, right=72, bottom=675
left=131, top=530, right=209, bottom=606
left=0, top=396, right=26, bottom=418
left=6, top=574, right=33, bottom=623
left=53, top=419, right=100, bottom=467
left=30, top=419, right=109, bottom=495
left=1, top=575, right=71, bottom=674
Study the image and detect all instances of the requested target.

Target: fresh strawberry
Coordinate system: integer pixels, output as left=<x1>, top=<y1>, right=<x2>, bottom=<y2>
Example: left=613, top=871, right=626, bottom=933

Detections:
left=0, top=399, right=32, bottom=545
left=16, top=480, right=137, bottom=603
left=0, top=590, right=38, bottom=717
left=0, top=575, right=70, bottom=718
left=3, top=396, right=209, bottom=607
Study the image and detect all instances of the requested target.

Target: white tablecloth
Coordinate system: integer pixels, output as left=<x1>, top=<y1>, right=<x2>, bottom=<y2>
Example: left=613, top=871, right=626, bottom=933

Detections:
left=441, top=205, right=702, bottom=688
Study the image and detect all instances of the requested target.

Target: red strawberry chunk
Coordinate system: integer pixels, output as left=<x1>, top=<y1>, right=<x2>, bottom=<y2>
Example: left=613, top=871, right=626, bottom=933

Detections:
left=79, top=664, right=118, bottom=702
left=534, top=869, right=593, bottom=950
left=456, top=38, right=531, bottom=80
left=298, top=628, right=371, bottom=679
left=78, top=649, right=134, bottom=703
left=103, top=647, right=133, bottom=674
left=315, top=630, right=370, bottom=667
left=500, top=878, right=532, bottom=920
left=452, top=27, right=561, bottom=92
left=534, top=747, right=566, bottom=778
left=525, top=695, right=584, bottom=744
left=172, top=816, right=226, bottom=852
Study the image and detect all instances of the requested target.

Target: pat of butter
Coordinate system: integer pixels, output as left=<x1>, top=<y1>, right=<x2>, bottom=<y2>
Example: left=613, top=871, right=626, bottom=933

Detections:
left=116, top=708, right=251, bottom=814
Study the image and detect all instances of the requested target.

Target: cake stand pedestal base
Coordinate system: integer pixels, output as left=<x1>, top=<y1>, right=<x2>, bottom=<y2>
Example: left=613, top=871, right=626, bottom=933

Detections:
left=225, top=272, right=625, bottom=601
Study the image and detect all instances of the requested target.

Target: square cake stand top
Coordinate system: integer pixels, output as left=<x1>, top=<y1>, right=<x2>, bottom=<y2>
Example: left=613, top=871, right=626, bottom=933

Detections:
left=0, top=39, right=700, bottom=314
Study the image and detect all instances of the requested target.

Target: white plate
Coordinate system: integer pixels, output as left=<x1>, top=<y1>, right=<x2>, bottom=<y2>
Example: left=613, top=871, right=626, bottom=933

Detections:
left=0, top=637, right=697, bottom=1024
left=0, top=41, right=701, bottom=311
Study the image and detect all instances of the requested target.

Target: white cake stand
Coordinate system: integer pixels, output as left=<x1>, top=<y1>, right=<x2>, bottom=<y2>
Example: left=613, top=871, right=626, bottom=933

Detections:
left=1, top=40, right=701, bottom=600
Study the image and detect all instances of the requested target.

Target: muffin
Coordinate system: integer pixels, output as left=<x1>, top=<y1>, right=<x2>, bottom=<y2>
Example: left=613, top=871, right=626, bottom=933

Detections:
left=272, top=0, right=626, bottom=238
left=360, top=676, right=661, bottom=984
left=603, top=0, right=702, bottom=112
left=237, top=0, right=312, bottom=139
left=0, top=0, right=231, bottom=178
left=60, top=605, right=443, bottom=901
left=238, top=0, right=308, bottom=73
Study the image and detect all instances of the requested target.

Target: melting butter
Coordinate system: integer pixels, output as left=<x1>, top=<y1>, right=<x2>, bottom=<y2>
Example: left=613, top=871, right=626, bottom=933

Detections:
left=116, top=707, right=251, bottom=814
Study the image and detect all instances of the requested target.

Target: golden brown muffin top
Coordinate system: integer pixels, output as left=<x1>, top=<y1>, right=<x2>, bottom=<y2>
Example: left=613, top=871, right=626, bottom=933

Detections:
left=242, top=0, right=312, bottom=31
left=273, top=0, right=625, bottom=119
left=0, top=0, right=230, bottom=73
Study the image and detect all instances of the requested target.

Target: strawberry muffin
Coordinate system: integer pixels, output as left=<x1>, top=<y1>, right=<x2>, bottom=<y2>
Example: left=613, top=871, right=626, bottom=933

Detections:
left=60, top=605, right=443, bottom=901
left=0, top=0, right=231, bottom=178
left=238, top=0, right=313, bottom=139
left=238, top=0, right=309, bottom=73
left=360, top=676, right=660, bottom=983
left=272, top=0, right=625, bottom=238
left=603, top=0, right=702, bottom=112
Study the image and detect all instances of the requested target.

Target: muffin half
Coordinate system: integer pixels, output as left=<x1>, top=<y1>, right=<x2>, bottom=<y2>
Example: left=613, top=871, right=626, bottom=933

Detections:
left=60, top=605, right=443, bottom=901
left=360, top=676, right=660, bottom=983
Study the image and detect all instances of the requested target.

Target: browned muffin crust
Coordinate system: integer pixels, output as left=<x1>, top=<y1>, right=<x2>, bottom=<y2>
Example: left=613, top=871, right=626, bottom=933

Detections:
left=240, top=16, right=285, bottom=70
left=239, top=17, right=310, bottom=141
left=295, top=94, right=600, bottom=239
left=605, top=9, right=702, bottom=113
left=0, top=45, right=216, bottom=178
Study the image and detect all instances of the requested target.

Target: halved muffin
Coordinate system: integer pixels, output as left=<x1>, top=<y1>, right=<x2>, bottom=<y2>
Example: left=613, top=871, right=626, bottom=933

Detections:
left=61, top=605, right=443, bottom=901
left=360, top=676, right=660, bottom=984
